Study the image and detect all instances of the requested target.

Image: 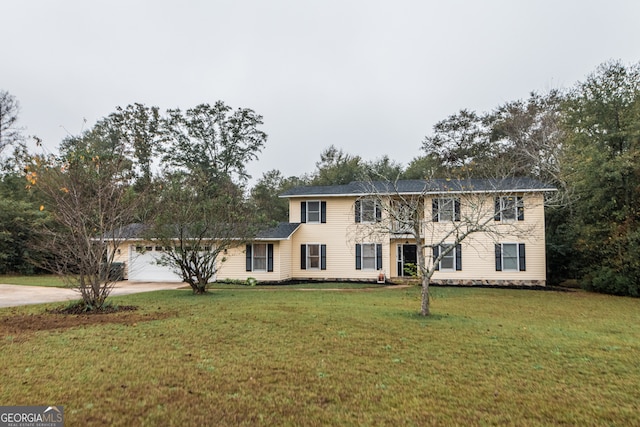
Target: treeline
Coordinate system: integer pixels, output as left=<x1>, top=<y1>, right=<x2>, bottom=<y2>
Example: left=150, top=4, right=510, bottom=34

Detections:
left=1, top=60, right=639, bottom=296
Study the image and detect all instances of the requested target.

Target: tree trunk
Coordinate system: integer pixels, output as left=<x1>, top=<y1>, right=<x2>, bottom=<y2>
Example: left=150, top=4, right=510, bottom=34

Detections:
left=189, top=280, right=208, bottom=295
left=421, top=276, right=430, bottom=316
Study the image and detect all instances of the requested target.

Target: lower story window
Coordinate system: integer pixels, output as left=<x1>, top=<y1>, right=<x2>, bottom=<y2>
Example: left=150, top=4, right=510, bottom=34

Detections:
left=301, top=244, right=327, bottom=270
left=495, top=243, right=526, bottom=271
left=246, top=243, right=274, bottom=272
left=355, top=243, right=382, bottom=270
left=308, top=244, right=320, bottom=269
left=253, top=243, right=267, bottom=271
left=433, top=244, right=462, bottom=271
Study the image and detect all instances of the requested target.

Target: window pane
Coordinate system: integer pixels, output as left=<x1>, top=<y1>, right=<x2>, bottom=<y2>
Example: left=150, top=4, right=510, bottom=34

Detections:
left=253, top=244, right=267, bottom=271
left=393, top=203, right=413, bottom=232
left=502, top=244, right=518, bottom=270
left=361, top=200, right=375, bottom=222
left=254, top=244, right=266, bottom=257
left=439, top=199, right=454, bottom=221
left=362, top=243, right=376, bottom=269
left=308, top=245, right=319, bottom=256
left=307, top=201, right=320, bottom=222
left=308, top=244, right=320, bottom=269
left=308, top=256, right=319, bottom=268
left=254, top=258, right=267, bottom=271
left=502, top=197, right=516, bottom=220
left=440, top=244, right=454, bottom=270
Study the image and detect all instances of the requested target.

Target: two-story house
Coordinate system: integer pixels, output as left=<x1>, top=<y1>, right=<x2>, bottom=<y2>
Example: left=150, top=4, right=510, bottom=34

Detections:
left=115, top=178, right=554, bottom=286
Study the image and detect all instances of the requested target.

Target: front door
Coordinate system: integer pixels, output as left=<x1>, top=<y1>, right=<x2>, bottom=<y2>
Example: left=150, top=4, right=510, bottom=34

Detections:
left=397, top=244, right=417, bottom=277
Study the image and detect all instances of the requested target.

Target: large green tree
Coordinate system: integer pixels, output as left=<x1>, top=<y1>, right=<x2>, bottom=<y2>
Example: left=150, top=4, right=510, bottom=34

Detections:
left=311, top=145, right=364, bottom=185
left=162, top=101, right=267, bottom=185
left=250, top=170, right=307, bottom=223
left=561, top=60, right=640, bottom=295
left=154, top=101, right=268, bottom=292
left=105, top=103, right=162, bottom=188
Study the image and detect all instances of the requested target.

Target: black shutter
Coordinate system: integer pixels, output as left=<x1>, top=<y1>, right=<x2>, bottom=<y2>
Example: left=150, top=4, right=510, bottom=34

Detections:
left=300, top=244, right=306, bottom=270
left=321, top=201, right=327, bottom=223
left=355, top=200, right=361, bottom=223
left=375, top=201, right=382, bottom=222
left=376, top=244, right=383, bottom=270
left=246, top=244, right=252, bottom=272
left=494, top=198, right=501, bottom=221
left=517, top=197, right=524, bottom=221
left=454, top=199, right=461, bottom=221
left=455, top=244, right=462, bottom=271
left=355, top=244, right=362, bottom=270
left=432, top=199, right=439, bottom=222
left=495, top=244, right=502, bottom=271
left=518, top=243, right=526, bottom=271
left=433, top=246, right=440, bottom=271
left=267, top=244, right=274, bottom=272
left=301, top=201, right=307, bottom=223
left=320, top=244, right=327, bottom=270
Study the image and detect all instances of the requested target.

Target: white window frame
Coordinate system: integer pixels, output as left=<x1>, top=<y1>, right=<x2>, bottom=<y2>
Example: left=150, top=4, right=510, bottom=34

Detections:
left=392, top=202, right=413, bottom=233
left=437, top=198, right=456, bottom=222
left=306, top=201, right=321, bottom=223
left=252, top=243, right=268, bottom=272
left=501, top=243, right=519, bottom=271
left=307, top=243, right=321, bottom=270
left=360, top=199, right=379, bottom=223
left=497, top=196, right=523, bottom=222
left=438, top=244, right=456, bottom=271
left=361, top=243, right=377, bottom=270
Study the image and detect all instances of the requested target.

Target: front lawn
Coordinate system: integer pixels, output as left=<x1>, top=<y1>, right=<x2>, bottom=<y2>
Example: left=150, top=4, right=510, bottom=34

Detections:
left=1, top=286, right=639, bottom=425
left=0, top=274, right=69, bottom=287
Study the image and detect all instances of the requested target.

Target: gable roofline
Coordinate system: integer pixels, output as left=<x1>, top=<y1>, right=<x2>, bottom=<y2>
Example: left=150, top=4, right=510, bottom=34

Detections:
left=279, top=178, right=557, bottom=198
left=254, top=222, right=301, bottom=240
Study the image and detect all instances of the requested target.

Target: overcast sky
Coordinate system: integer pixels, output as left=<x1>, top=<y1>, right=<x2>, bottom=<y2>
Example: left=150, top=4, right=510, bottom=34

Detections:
left=2, top=0, right=639, bottom=183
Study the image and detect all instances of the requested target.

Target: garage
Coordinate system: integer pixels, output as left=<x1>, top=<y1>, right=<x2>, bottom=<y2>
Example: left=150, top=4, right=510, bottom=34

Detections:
left=127, top=245, right=184, bottom=282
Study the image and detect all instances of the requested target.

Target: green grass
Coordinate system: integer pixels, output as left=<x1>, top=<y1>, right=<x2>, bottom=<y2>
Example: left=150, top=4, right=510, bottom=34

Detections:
left=208, top=281, right=385, bottom=290
left=0, top=274, right=69, bottom=287
left=1, top=286, right=639, bottom=426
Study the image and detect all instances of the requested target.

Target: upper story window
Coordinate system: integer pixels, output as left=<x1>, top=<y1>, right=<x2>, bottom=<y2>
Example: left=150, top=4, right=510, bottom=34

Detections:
left=432, top=198, right=460, bottom=222
left=390, top=201, right=419, bottom=233
left=494, top=196, right=524, bottom=221
left=355, top=199, right=381, bottom=223
left=301, top=201, right=326, bottom=224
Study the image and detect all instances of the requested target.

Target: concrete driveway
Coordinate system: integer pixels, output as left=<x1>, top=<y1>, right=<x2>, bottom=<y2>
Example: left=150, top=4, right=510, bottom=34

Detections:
left=0, top=281, right=185, bottom=308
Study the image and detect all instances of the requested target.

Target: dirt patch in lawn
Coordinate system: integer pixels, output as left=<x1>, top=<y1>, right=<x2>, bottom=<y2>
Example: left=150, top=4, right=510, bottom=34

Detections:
left=0, top=308, right=174, bottom=335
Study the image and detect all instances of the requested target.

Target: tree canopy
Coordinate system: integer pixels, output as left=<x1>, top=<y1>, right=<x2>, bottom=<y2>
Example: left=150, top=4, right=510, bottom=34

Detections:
left=2, top=60, right=640, bottom=298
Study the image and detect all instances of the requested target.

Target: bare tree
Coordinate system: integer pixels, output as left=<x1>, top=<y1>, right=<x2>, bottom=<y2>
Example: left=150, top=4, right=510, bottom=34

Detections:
left=353, top=177, right=549, bottom=316
left=149, top=172, right=258, bottom=294
left=28, top=134, right=140, bottom=311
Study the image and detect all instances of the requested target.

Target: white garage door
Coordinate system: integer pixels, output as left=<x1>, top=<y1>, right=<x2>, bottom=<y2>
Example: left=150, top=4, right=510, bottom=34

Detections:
left=127, top=245, right=184, bottom=282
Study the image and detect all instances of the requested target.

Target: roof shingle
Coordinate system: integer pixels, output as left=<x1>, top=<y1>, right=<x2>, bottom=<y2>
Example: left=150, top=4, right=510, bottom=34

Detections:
left=280, top=178, right=556, bottom=197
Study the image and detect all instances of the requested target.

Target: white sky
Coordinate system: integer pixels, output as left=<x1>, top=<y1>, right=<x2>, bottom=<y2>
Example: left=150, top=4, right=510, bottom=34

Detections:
left=2, top=0, right=639, bottom=183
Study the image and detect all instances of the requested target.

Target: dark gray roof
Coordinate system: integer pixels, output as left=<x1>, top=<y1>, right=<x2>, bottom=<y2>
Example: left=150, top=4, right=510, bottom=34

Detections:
left=255, top=222, right=301, bottom=240
left=104, top=222, right=300, bottom=241
left=105, top=223, right=149, bottom=239
left=280, top=178, right=556, bottom=198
